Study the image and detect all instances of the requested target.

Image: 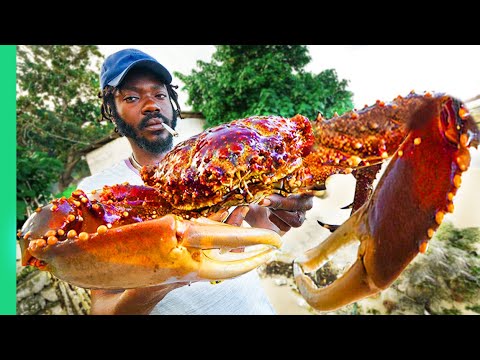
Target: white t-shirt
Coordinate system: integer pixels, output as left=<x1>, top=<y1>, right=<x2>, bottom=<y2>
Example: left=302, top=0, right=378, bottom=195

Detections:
left=77, top=159, right=276, bottom=315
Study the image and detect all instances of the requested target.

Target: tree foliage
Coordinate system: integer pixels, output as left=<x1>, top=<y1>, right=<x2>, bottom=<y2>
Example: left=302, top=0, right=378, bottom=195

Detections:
left=17, top=45, right=113, bottom=224
left=16, top=146, right=63, bottom=221
left=175, top=45, right=354, bottom=128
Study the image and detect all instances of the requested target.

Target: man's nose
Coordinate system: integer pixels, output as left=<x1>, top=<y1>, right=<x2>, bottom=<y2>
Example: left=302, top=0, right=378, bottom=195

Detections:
left=142, top=97, right=161, bottom=113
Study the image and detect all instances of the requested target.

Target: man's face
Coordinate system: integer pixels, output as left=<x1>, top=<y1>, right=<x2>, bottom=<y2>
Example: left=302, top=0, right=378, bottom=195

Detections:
left=111, top=67, right=177, bottom=154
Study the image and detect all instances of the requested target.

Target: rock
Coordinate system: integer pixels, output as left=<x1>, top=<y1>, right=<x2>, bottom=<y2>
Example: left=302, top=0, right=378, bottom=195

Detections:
left=16, top=271, right=50, bottom=301
left=16, top=264, right=91, bottom=315
left=40, top=286, right=59, bottom=302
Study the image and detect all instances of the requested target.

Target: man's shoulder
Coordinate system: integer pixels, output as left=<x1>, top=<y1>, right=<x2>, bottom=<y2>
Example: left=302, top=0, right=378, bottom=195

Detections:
left=77, top=159, right=142, bottom=192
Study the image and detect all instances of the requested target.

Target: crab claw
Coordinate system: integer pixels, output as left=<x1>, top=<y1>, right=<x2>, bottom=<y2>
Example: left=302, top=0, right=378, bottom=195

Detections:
left=294, top=209, right=378, bottom=310
left=19, top=204, right=281, bottom=290
left=294, top=94, right=480, bottom=311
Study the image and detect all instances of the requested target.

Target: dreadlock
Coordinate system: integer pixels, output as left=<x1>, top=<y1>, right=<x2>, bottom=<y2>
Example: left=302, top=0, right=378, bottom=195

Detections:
left=98, top=83, right=183, bottom=123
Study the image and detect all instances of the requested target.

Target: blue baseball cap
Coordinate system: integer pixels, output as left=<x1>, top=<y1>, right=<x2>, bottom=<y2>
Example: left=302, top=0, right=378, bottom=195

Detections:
left=100, top=48, right=172, bottom=89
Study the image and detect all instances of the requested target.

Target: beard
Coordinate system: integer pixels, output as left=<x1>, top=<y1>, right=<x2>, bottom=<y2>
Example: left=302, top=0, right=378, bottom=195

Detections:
left=112, top=105, right=178, bottom=155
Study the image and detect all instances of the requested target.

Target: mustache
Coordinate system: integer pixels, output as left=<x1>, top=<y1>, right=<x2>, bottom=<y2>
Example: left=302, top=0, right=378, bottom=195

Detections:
left=139, top=112, right=172, bottom=130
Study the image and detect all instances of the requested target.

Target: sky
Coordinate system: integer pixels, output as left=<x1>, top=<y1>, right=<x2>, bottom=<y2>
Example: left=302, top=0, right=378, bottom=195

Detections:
left=98, top=45, right=480, bottom=111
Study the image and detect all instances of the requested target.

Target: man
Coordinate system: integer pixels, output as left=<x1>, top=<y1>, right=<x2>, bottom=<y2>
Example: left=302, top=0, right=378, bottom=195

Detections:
left=78, top=48, right=313, bottom=315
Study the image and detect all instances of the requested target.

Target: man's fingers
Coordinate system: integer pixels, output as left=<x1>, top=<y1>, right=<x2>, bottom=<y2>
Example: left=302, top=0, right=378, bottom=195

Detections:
left=224, top=206, right=250, bottom=227
left=207, top=207, right=230, bottom=222
left=268, top=211, right=292, bottom=232
left=259, top=193, right=313, bottom=212
left=244, top=204, right=281, bottom=234
left=270, top=209, right=305, bottom=228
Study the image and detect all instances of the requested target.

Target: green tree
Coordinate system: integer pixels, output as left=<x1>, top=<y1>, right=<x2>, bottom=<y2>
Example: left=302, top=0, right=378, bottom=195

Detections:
left=17, top=45, right=114, bottom=223
left=175, top=45, right=354, bottom=128
left=16, top=146, right=63, bottom=222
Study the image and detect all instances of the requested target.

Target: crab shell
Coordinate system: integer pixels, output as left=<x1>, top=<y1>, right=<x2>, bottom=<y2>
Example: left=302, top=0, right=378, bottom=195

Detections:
left=141, top=114, right=314, bottom=211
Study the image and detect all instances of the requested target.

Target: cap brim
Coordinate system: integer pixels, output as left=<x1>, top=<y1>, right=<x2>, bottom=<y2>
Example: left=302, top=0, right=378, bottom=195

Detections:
left=108, top=59, right=172, bottom=87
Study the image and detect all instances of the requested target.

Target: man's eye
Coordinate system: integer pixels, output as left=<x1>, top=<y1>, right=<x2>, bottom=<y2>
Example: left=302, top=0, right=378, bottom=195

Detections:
left=124, top=96, right=138, bottom=102
left=156, top=94, right=167, bottom=99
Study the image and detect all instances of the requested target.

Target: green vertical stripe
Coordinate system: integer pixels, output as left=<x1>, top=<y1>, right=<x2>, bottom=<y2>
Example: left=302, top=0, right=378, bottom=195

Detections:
left=0, top=45, right=17, bottom=315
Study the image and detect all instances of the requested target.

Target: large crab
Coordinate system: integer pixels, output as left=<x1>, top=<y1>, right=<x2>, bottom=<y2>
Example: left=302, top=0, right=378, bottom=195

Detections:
left=18, top=92, right=479, bottom=311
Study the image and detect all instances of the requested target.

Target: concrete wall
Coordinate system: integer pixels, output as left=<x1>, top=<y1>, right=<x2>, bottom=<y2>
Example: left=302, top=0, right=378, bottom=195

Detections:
left=85, top=117, right=206, bottom=175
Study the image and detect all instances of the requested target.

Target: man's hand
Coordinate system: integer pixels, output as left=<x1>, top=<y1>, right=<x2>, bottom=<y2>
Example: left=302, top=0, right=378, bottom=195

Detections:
left=208, top=194, right=313, bottom=235
left=245, top=194, right=313, bottom=235
left=90, top=283, right=185, bottom=315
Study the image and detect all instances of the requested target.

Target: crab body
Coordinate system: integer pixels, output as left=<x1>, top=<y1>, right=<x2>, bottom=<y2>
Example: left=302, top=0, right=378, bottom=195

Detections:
left=141, top=114, right=315, bottom=212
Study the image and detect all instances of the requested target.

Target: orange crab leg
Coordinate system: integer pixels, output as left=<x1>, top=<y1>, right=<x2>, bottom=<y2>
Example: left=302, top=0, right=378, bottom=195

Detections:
left=294, top=94, right=479, bottom=311
left=21, top=211, right=281, bottom=290
left=19, top=184, right=282, bottom=290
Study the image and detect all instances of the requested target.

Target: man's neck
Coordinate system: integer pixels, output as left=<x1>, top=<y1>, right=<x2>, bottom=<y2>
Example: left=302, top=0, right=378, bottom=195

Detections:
left=130, top=144, right=168, bottom=167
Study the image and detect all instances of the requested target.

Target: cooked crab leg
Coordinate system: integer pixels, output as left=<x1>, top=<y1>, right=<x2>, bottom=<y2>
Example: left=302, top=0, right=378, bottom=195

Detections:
left=178, top=217, right=281, bottom=249
left=294, top=208, right=377, bottom=310
left=19, top=186, right=282, bottom=290
left=21, top=212, right=281, bottom=290
left=294, top=94, right=480, bottom=311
